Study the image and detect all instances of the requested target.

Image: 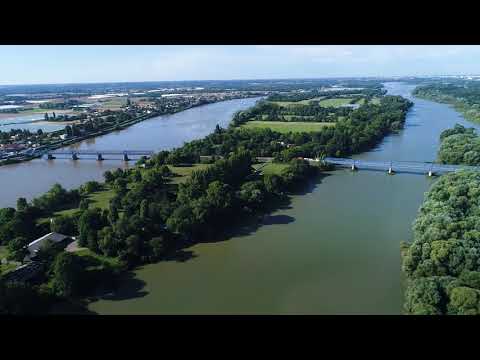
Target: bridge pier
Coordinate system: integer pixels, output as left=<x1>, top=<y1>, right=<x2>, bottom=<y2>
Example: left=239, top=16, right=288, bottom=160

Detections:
left=123, top=153, right=130, bottom=161
left=72, top=153, right=78, bottom=160
left=388, top=167, right=395, bottom=175
left=47, top=154, right=55, bottom=160
left=97, top=153, right=104, bottom=161
left=351, top=161, right=357, bottom=171
left=427, top=170, right=435, bottom=177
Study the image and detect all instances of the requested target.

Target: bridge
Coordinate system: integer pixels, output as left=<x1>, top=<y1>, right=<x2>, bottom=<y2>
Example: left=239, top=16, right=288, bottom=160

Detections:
left=46, top=149, right=154, bottom=161
left=322, top=157, right=480, bottom=176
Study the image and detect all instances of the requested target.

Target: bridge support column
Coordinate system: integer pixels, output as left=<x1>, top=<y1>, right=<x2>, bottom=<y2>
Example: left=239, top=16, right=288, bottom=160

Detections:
left=123, top=153, right=130, bottom=161
left=351, top=162, right=357, bottom=171
left=388, top=167, right=394, bottom=175
left=428, top=170, right=434, bottom=177
left=97, top=153, right=104, bottom=161
left=72, top=153, right=78, bottom=160
left=47, top=154, right=55, bottom=160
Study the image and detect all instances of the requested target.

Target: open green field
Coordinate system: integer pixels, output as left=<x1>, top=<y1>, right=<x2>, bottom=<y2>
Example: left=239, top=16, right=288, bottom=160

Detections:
left=317, top=98, right=353, bottom=107
left=98, top=98, right=127, bottom=110
left=371, top=97, right=381, bottom=105
left=241, top=121, right=335, bottom=133
left=0, top=246, right=18, bottom=274
left=253, top=162, right=289, bottom=175
left=260, top=114, right=315, bottom=121
left=37, top=186, right=116, bottom=225
left=168, top=164, right=212, bottom=184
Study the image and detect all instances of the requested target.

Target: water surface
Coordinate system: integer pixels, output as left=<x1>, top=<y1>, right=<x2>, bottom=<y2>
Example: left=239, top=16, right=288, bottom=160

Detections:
left=88, top=83, right=480, bottom=314
left=0, top=97, right=261, bottom=207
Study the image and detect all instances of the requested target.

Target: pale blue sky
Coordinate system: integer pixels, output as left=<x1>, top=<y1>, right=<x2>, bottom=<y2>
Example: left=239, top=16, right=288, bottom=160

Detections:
left=1, top=45, right=480, bottom=85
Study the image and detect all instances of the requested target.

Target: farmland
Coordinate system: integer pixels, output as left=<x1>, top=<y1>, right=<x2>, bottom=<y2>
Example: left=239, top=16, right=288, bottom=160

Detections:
left=241, top=120, right=335, bottom=133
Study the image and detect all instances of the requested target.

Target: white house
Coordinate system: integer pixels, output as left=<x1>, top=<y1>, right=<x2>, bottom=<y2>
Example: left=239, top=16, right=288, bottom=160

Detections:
left=26, top=232, right=70, bottom=259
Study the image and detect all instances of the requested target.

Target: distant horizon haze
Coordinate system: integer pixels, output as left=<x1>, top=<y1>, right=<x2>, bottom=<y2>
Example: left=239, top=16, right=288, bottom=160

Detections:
left=1, top=45, right=480, bottom=85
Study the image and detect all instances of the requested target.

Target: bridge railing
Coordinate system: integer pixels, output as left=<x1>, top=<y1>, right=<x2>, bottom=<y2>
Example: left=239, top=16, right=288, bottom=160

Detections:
left=322, top=157, right=480, bottom=174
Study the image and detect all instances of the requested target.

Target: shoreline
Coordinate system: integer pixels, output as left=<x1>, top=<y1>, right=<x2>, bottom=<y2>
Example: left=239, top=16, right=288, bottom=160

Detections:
left=0, top=95, right=262, bottom=167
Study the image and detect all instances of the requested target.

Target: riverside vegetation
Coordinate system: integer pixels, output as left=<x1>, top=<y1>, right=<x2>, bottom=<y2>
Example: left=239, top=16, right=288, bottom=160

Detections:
left=0, top=90, right=412, bottom=314
left=413, top=83, right=480, bottom=124
left=403, top=125, right=480, bottom=315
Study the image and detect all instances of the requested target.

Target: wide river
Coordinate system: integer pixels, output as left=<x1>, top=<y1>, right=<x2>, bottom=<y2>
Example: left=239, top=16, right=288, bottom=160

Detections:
left=3, top=84, right=479, bottom=314
left=0, top=97, right=262, bottom=208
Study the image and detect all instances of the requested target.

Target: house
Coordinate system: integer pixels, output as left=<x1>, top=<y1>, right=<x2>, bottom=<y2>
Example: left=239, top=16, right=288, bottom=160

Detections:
left=26, top=232, right=71, bottom=260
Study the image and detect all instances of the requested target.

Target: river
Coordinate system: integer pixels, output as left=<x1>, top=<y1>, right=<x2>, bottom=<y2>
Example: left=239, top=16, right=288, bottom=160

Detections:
left=86, top=82, right=480, bottom=314
left=0, top=97, right=261, bottom=208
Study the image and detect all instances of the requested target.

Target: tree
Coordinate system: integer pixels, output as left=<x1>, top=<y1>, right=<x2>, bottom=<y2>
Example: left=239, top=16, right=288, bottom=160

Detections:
left=103, top=170, right=114, bottom=183
left=264, top=173, right=283, bottom=195
left=79, top=199, right=89, bottom=211
left=149, top=236, right=167, bottom=260
left=7, top=236, right=29, bottom=264
left=98, top=226, right=116, bottom=257
left=78, top=208, right=106, bottom=248
left=36, top=239, right=64, bottom=270
left=50, top=215, right=76, bottom=235
left=51, top=252, right=83, bottom=297
left=16, top=197, right=28, bottom=211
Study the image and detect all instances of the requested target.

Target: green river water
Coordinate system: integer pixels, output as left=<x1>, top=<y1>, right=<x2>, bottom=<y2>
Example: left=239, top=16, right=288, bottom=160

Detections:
left=88, top=83, right=480, bottom=314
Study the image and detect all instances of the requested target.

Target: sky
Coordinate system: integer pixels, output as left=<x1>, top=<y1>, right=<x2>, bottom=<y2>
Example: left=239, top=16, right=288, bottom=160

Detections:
left=1, top=45, right=480, bottom=85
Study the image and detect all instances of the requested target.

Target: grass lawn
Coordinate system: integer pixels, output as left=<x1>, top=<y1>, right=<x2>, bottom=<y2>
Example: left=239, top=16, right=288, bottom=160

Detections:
left=241, top=121, right=335, bottom=134
left=0, top=245, right=18, bottom=275
left=355, top=98, right=366, bottom=105
left=98, top=98, right=127, bottom=110
left=168, top=164, right=212, bottom=184
left=37, top=186, right=116, bottom=225
left=253, top=162, right=290, bottom=175
left=317, top=98, right=353, bottom=107
left=371, top=97, right=381, bottom=105
left=0, top=245, right=9, bottom=261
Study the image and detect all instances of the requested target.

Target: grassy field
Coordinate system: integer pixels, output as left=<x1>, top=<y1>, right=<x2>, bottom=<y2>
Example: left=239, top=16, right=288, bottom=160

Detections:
left=168, top=164, right=212, bottom=184
left=98, top=98, right=127, bottom=110
left=37, top=186, right=116, bottom=225
left=253, top=162, right=290, bottom=175
left=0, top=245, right=18, bottom=274
left=269, top=97, right=327, bottom=107
left=241, top=121, right=335, bottom=133
left=261, top=114, right=315, bottom=121
left=371, top=97, right=381, bottom=105
left=317, top=98, right=353, bottom=107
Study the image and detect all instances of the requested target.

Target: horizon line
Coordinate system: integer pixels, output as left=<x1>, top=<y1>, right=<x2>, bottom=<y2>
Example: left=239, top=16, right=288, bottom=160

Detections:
left=0, top=74, right=477, bottom=88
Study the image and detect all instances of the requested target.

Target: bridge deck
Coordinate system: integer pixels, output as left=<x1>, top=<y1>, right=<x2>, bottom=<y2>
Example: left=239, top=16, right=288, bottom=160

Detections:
left=49, top=150, right=154, bottom=155
left=323, top=157, right=480, bottom=174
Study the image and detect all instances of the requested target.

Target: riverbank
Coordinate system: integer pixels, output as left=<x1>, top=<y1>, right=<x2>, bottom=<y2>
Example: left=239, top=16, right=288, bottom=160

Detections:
left=0, top=94, right=262, bottom=168
left=89, top=82, right=480, bottom=314
left=413, top=89, right=480, bottom=124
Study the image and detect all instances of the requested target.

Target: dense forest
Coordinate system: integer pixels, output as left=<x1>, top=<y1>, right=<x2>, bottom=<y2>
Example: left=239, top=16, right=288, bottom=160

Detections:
left=438, top=124, right=480, bottom=166
left=267, top=86, right=385, bottom=102
left=403, top=170, right=480, bottom=315
left=170, top=95, right=413, bottom=161
left=229, top=99, right=353, bottom=123
left=403, top=125, right=480, bottom=315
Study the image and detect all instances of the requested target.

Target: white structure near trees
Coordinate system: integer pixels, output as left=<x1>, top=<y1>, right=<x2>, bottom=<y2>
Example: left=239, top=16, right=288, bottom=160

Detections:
left=26, top=232, right=70, bottom=259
